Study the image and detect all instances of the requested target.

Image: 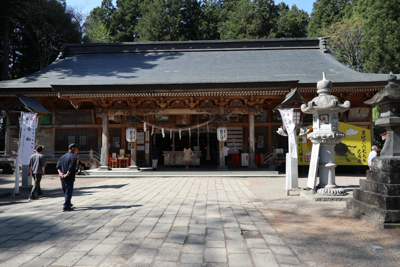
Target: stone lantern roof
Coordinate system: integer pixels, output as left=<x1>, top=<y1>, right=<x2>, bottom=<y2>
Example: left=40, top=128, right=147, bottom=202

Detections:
left=364, top=73, right=400, bottom=106
left=301, top=73, right=350, bottom=114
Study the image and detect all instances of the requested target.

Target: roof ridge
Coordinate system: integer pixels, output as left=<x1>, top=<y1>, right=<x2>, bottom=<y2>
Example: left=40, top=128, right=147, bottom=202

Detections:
left=59, top=38, right=322, bottom=57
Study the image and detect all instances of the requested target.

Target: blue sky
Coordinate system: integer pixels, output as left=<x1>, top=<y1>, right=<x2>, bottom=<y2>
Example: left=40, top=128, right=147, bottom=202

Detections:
left=67, top=0, right=315, bottom=17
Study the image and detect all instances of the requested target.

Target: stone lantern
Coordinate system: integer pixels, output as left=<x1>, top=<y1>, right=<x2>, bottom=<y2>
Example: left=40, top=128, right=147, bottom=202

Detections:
left=301, top=73, right=350, bottom=190
left=346, top=73, right=400, bottom=228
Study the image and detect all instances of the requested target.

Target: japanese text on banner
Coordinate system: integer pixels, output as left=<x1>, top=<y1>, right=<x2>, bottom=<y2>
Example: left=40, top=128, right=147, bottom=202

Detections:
left=278, top=109, right=297, bottom=158
left=18, top=112, right=36, bottom=165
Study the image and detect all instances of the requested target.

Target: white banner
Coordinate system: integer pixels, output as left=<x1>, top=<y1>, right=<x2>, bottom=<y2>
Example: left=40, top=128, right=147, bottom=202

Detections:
left=18, top=112, right=36, bottom=165
left=278, top=109, right=297, bottom=158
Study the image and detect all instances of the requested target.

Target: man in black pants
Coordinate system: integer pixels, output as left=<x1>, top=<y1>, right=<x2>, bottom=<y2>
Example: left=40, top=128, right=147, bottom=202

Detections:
left=28, top=145, right=46, bottom=200
left=56, top=143, right=79, bottom=211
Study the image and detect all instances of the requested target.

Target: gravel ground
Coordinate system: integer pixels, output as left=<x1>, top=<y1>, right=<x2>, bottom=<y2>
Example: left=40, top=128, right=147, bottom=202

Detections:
left=1, top=174, right=399, bottom=267
left=246, top=176, right=400, bottom=267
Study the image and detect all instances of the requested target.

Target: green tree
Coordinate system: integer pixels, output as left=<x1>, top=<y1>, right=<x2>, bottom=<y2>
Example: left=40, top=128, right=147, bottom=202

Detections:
left=83, top=20, right=113, bottom=43
left=274, top=3, right=309, bottom=38
left=219, top=0, right=261, bottom=39
left=355, top=0, right=400, bottom=73
left=307, top=0, right=350, bottom=37
left=0, top=0, right=81, bottom=80
left=87, top=0, right=116, bottom=31
left=198, top=0, right=221, bottom=40
left=180, top=0, right=203, bottom=40
left=255, top=0, right=279, bottom=38
left=112, top=0, right=142, bottom=42
left=327, top=16, right=364, bottom=71
left=135, top=0, right=167, bottom=41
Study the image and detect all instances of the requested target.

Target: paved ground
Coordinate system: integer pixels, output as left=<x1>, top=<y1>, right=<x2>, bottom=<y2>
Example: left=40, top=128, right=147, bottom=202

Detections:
left=0, top=174, right=399, bottom=267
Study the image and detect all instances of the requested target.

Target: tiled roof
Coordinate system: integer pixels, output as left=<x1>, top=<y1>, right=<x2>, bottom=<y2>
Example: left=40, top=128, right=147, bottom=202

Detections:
left=0, top=38, right=393, bottom=92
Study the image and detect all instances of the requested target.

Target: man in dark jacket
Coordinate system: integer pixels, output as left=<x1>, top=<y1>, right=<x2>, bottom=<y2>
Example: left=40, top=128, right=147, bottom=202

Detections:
left=56, top=143, right=79, bottom=211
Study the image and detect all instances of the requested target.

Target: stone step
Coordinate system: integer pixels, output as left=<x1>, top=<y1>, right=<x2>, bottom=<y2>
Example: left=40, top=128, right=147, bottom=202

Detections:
left=346, top=198, right=400, bottom=223
left=360, top=179, right=400, bottom=196
left=353, top=188, right=400, bottom=210
left=366, top=170, right=400, bottom=184
left=81, top=168, right=282, bottom=178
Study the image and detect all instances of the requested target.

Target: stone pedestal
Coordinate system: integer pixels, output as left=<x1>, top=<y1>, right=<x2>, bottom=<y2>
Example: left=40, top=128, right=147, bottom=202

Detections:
left=347, top=73, right=400, bottom=228
left=346, top=157, right=400, bottom=228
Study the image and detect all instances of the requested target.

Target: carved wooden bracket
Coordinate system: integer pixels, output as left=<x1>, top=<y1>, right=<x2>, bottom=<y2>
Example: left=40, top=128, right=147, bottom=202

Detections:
left=95, top=108, right=107, bottom=117
left=215, top=96, right=227, bottom=107
left=249, top=105, right=263, bottom=115
left=225, top=99, right=247, bottom=114
left=70, top=100, right=82, bottom=109
left=109, top=109, right=130, bottom=116
left=138, top=101, right=159, bottom=115
left=194, top=100, right=219, bottom=114
left=170, top=100, right=187, bottom=108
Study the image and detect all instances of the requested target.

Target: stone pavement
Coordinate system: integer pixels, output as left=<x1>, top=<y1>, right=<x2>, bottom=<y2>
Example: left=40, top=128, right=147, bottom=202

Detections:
left=0, top=177, right=314, bottom=267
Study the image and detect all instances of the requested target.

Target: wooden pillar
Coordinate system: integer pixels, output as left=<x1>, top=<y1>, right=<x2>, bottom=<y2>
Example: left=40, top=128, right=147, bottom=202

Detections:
left=218, top=139, right=227, bottom=170
left=218, top=108, right=227, bottom=170
left=129, top=128, right=138, bottom=170
left=196, top=115, right=200, bottom=167
left=129, top=110, right=138, bottom=170
left=99, top=115, right=109, bottom=169
left=4, top=113, right=10, bottom=156
left=249, top=113, right=257, bottom=168
left=268, top=109, right=273, bottom=152
left=172, top=115, right=175, bottom=167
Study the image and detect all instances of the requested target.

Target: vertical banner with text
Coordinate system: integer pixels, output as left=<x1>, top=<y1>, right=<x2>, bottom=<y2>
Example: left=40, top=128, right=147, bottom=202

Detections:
left=18, top=112, right=36, bottom=165
left=278, top=109, right=297, bottom=158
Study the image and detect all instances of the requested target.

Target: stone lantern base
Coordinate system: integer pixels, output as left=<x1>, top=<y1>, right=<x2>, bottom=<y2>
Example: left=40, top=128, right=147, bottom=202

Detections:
left=346, top=157, right=400, bottom=229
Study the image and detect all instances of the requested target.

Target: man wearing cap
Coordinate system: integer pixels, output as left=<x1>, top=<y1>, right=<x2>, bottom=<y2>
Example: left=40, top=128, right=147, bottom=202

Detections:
left=56, top=143, right=79, bottom=211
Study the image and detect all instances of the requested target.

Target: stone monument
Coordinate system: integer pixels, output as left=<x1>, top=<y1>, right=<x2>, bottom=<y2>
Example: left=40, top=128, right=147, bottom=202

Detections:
left=301, top=73, right=350, bottom=194
left=346, top=73, right=400, bottom=228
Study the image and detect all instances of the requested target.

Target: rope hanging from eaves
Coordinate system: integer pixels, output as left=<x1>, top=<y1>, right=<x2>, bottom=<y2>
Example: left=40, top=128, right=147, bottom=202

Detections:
left=131, top=115, right=224, bottom=135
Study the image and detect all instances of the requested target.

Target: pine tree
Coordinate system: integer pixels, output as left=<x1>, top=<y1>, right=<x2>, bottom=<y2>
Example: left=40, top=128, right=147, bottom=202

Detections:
left=355, top=0, right=400, bottom=73
left=307, top=0, right=350, bottom=37
left=274, top=3, right=308, bottom=38
left=219, top=0, right=261, bottom=39
left=135, top=0, right=166, bottom=41
left=112, top=0, right=142, bottom=42
left=199, top=0, right=221, bottom=40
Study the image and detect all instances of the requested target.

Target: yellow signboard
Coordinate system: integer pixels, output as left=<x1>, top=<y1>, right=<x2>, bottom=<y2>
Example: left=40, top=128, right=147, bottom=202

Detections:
left=298, top=122, right=371, bottom=166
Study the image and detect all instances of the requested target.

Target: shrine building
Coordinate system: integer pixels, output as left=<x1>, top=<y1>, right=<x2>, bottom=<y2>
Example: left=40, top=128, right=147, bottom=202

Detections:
left=0, top=38, right=395, bottom=172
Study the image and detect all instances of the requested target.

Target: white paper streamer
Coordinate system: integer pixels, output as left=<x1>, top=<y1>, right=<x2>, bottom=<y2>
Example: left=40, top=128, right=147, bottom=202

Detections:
left=143, top=122, right=146, bottom=132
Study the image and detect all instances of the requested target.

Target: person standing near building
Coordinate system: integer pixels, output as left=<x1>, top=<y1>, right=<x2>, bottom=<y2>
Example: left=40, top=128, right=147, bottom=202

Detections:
left=183, top=147, right=192, bottom=169
left=224, top=146, right=230, bottom=165
left=151, top=145, right=159, bottom=170
left=56, top=143, right=79, bottom=211
left=368, top=145, right=379, bottom=169
left=28, top=145, right=45, bottom=200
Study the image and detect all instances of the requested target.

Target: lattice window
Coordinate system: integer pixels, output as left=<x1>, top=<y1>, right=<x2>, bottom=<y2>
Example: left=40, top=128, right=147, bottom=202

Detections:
left=56, top=128, right=99, bottom=152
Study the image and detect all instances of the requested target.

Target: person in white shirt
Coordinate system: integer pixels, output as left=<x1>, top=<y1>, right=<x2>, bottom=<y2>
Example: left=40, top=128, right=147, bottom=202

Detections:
left=367, top=145, right=378, bottom=169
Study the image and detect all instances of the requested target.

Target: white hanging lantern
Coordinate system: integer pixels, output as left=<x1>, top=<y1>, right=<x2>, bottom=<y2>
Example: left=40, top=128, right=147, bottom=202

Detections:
left=179, top=129, right=182, bottom=140
left=217, top=124, right=228, bottom=142
left=126, top=126, right=137, bottom=142
left=143, top=122, right=147, bottom=132
left=162, top=127, right=165, bottom=138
